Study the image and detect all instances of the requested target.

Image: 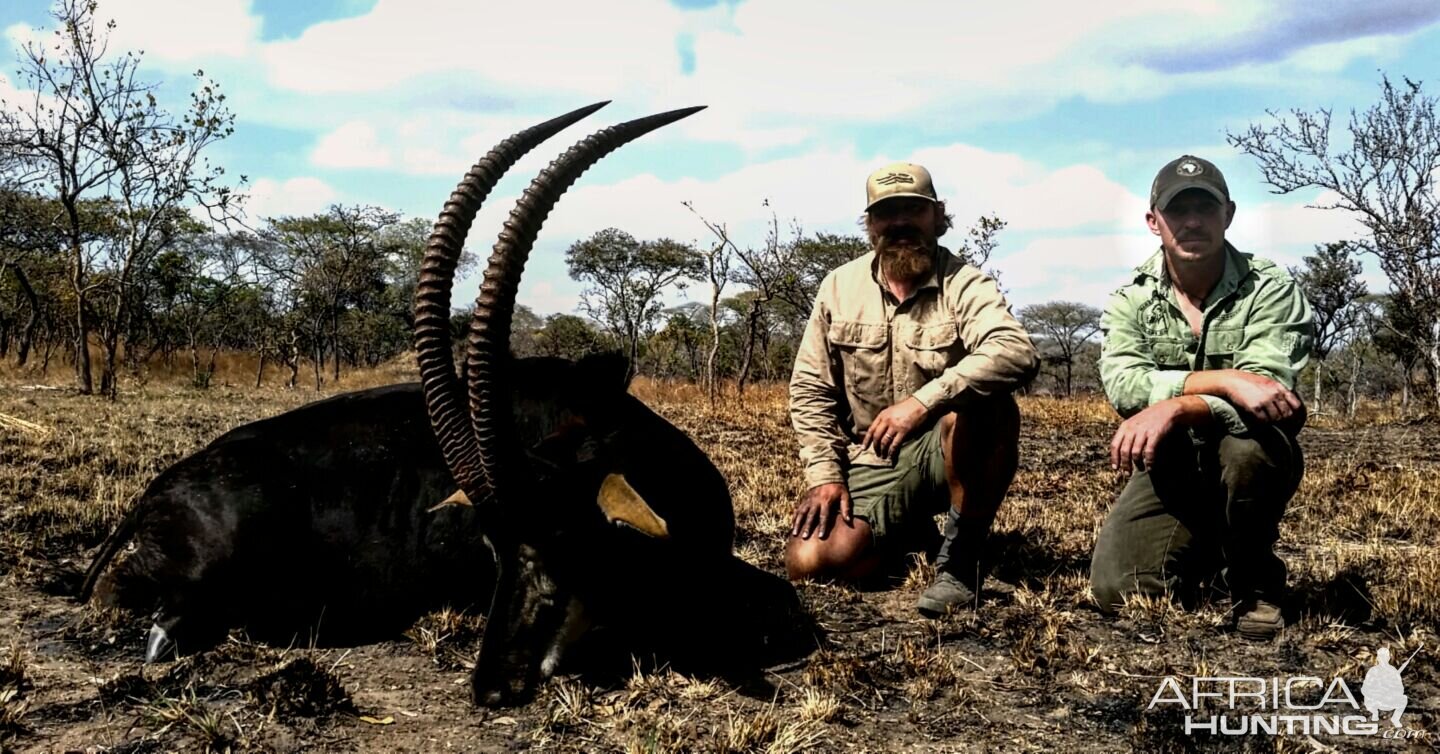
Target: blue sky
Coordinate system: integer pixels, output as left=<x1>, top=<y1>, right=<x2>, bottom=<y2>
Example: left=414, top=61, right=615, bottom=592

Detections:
left=3, top=0, right=1438, bottom=315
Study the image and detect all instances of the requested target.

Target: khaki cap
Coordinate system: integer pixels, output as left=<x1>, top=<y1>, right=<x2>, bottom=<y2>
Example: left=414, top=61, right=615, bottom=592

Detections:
left=865, top=161, right=938, bottom=211
left=1150, top=155, right=1229, bottom=210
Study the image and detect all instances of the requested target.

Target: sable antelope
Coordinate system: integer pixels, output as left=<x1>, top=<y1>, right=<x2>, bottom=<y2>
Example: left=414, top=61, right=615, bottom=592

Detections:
left=82, top=103, right=812, bottom=705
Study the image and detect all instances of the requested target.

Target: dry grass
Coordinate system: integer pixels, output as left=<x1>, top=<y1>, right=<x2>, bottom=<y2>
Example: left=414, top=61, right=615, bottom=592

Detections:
left=405, top=606, right=487, bottom=672
left=0, top=359, right=1436, bottom=751
left=0, top=645, right=31, bottom=743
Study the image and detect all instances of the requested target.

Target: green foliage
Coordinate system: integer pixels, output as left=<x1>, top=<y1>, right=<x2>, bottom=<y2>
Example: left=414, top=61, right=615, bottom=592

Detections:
left=566, top=228, right=702, bottom=378
left=535, top=314, right=615, bottom=361
left=1017, top=302, right=1101, bottom=396
left=260, top=205, right=408, bottom=384
left=781, top=232, right=868, bottom=315
left=950, top=214, right=1008, bottom=272
left=1292, top=242, right=1366, bottom=359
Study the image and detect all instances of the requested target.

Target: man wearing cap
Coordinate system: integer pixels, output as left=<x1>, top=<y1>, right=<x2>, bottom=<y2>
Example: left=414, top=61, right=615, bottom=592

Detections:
left=1090, top=156, right=1313, bottom=640
left=786, top=161, right=1038, bottom=617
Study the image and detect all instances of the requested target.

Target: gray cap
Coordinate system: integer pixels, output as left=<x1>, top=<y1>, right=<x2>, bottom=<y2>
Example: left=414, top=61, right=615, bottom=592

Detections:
left=1150, top=155, right=1229, bottom=210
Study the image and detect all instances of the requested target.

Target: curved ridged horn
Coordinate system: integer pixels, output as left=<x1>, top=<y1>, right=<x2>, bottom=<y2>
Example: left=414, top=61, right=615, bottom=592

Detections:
left=414, top=102, right=609, bottom=498
left=466, top=106, right=706, bottom=504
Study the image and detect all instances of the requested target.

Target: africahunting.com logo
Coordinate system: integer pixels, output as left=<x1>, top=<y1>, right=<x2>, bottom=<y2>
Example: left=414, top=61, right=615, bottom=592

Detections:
left=1148, top=645, right=1426, bottom=740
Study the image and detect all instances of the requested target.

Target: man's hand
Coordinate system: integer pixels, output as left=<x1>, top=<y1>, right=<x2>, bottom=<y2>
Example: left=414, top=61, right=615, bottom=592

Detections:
left=1110, top=399, right=1185, bottom=474
left=1221, top=371, right=1303, bottom=424
left=861, top=397, right=929, bottom=460
left=791, top=482, right=851, bottom=540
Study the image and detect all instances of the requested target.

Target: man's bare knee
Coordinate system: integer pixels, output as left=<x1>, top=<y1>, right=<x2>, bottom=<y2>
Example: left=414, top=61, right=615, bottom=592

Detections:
left=785, top=519, right=876, bottom=582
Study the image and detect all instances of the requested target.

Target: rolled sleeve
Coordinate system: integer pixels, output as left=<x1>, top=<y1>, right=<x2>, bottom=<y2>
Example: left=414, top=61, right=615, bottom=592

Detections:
left=789, top=280, right=850, bottom=490
left=1199, top=395, right=1249, bottom=436
left=1147, top=370, right=1188, bottom=407
left=911, top=374, right=956, bottom=410
left=915, top=270, right=1038, bottom=409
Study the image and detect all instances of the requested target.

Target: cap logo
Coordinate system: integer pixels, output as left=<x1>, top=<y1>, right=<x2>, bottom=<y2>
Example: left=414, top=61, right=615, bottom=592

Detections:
left=875, top=172, right=916, bottom=186
left=1176, top=160, right=1203, bottom=177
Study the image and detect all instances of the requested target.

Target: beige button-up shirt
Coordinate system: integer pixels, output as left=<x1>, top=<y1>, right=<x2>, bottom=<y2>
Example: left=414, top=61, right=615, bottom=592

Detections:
left=789, top=248, right=1039, bottom=489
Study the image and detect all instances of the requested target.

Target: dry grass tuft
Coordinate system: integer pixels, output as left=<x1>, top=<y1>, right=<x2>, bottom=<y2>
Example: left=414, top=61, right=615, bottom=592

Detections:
left=795, top=687, right=842, bottom=724
left=0, top=645, right=31, bottom=742
left=406, top=606, right=486, bottom=671
left=140, top=687, right=237, bottom=752
left=0, top=646, right=27, bottom=694
left=801, top=649, right=866, bottom=694
left=722, top=702, right=780, bottom=752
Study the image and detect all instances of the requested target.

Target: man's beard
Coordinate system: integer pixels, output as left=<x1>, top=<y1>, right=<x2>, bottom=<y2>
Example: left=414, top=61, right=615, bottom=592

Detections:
left=873, top=225, right=936, bottom=284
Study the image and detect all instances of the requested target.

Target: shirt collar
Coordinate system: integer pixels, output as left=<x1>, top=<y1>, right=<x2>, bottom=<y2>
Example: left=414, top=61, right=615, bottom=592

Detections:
left=1135, top=242, right=1249, bottom=305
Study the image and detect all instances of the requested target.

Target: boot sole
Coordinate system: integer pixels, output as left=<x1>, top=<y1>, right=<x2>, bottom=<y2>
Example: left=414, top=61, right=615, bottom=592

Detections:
left=915, top=597, right=948, bottom=619
left=1236, top=620, right=1284, bottom=641
left=915, top=593, right=975, bottom=619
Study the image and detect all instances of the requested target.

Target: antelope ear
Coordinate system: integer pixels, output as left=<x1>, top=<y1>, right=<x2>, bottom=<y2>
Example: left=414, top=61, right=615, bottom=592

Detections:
left=596, top=473, right=669, bottom=538
left=426, top=489, right=472, bottom=513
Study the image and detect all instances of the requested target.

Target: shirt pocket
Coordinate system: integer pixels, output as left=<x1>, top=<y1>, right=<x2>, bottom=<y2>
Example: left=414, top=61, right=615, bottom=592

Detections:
left=906, top=321, right=960, bottom=380
left=1148, top=337, right=1190, bottom=370
left=1203, top=327, right=1242, bottom=369
left=829, top=320, right=888, bottom=392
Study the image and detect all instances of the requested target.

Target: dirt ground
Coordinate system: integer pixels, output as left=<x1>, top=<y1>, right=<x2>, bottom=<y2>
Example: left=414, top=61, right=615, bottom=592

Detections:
left=1, top=371, right=1437, bottom=752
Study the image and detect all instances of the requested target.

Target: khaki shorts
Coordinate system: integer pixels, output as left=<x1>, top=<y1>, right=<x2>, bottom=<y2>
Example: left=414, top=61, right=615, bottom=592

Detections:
left=846, top=419, right=950, bottom=553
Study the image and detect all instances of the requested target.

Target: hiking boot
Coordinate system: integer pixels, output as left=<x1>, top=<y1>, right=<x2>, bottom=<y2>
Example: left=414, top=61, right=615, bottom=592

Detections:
left=919, top=508, right=986, bottom=618
left=916, top=570, right=978, bottom=618
left=1235, top=599, right=1285, bottom=641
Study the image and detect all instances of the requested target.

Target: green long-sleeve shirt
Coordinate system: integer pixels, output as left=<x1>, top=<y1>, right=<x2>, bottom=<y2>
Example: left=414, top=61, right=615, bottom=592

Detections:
left=1099, top=243, right=1314, bottom=436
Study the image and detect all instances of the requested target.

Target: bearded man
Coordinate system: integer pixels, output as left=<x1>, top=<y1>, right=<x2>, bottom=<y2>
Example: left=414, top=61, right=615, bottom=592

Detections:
left=786, top=161, right=1039, bottom=617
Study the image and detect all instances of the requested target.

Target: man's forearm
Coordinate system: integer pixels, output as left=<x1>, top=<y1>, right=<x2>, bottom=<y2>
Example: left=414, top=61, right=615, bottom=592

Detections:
left=1181, top=369, right=1241, bottom=401
left=1166, top=395, right=1216, bottom=427
left=1180, top=369, right=1307, bottom=434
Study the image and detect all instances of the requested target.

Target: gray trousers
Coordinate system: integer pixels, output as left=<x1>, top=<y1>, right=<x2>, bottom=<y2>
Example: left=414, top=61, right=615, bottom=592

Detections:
left=1090, top=425, right=1303, bottom=613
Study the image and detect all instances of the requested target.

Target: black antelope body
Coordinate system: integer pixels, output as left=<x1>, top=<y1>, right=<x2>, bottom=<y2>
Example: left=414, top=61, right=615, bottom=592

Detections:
left=83, top=103, right=814, bottom=708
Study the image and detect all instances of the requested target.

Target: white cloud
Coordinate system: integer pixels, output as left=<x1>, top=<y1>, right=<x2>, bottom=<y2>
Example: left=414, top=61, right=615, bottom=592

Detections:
left=0, top=70, right=39, bottom=114
left=3, top=21, right=45, bottom=52
left=1232, top=190, right=1369, bottom=253
left=12, top=0, right=1436, bottom=163
left=911, top=147, right=1149, bottom=232
left=311, top=121, right=392, bottom=169
left=1130, top=0, right=1437, bottom=74
left=992, top=187, right=1379, bottom=309
left=5, top=0, right=1427, bottom=318
left=521, top=280, right=581, bottom=317
left=1285, top=36, right=1393, bottom=74
left=996, top=234, right=1156, bottom=308
left=209, top=0, right=1438, bottom=171
left=505, top=143, right=1147, bottom=251
left=432, top=144, right=1156, bottom=314
left=79, top=0, right=258, bottom=64
left=123, top=0, right=257, bottom=61
left=244, top=176, right=339, bottom=221
left=680, top=1, right=1199, bottom=123
left=260, top=0, right=684, bottom=95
